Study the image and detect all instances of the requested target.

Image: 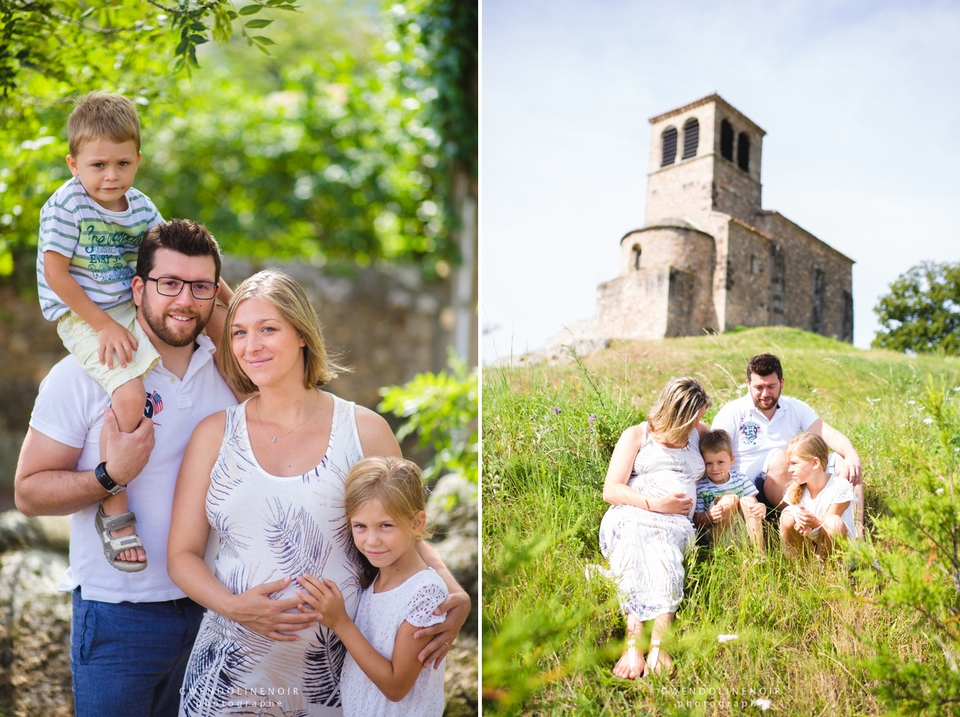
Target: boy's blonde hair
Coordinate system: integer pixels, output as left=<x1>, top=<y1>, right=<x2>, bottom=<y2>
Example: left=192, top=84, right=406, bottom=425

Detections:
left=647, top=377, right=711, bottom=447
left=219, top=269, right=350, bottom=395
left=784, top=432, right=830, bottom=505
left=68, top=92, right=142, bottom=157
left=344, top=457, right=431, bottom=588
left=699, top=428, right=733, bottom=457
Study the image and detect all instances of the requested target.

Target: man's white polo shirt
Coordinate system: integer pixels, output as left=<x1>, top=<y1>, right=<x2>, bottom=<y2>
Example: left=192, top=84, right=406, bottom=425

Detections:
left=711, top=393, right=819, bottom=482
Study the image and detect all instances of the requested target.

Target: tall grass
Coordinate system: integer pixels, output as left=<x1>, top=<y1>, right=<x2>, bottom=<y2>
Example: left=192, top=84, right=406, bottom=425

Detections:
left=482, top=328, right=960, bottom=715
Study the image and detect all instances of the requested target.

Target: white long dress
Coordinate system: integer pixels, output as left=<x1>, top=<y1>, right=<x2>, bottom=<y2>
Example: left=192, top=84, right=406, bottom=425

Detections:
left=180, top=395, right=365, bottom=717
left=598, top=424, right=704, bottom=621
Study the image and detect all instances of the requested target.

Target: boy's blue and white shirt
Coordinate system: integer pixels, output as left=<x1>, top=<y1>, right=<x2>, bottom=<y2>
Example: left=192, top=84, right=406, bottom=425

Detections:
left=37, top=177, right=162, bottom=321
left=695, top=469, right=758, bottom=512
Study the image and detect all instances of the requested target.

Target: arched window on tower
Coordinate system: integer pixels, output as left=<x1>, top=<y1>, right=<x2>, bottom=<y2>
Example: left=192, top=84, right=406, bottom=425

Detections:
left=737, top=132, right=750, bottom=172
left=632, top=244, right=642, bottom=270
left=720, top=119, right=734, bottom=161
left=682, top=118, right=699, bottom=159
left=661, top=127, right=677, bottom=166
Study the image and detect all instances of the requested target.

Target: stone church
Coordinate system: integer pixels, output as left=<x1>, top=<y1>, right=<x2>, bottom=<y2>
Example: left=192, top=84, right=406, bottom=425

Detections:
left=593, top=93, right=854, bottom=343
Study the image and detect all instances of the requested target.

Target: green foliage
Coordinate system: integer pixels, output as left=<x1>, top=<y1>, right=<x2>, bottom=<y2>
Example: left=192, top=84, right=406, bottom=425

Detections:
left=873, top=260, right=960, bottom=355
left=483, top=327, right=960, bottom=714
left=1, top=0, right=475, bottom=282
left=0, top=0, right=298, bottom=282
left=848, top=379, right=960, bottom=715
left=379, top=352, right=477, bottom=483
left=389, top=0, right=477, bottom=178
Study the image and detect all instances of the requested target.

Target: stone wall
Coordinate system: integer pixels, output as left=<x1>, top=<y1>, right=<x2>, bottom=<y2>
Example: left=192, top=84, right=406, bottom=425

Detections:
left=754, top=212, right=854, bottom=341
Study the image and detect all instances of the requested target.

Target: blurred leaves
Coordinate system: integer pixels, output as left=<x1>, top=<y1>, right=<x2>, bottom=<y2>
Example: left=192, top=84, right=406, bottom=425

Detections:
left=379, top=351, right=477, bottom=483
left=849, top=378, right=960, bottom=714
left=1, top=0, right=477, bottom=282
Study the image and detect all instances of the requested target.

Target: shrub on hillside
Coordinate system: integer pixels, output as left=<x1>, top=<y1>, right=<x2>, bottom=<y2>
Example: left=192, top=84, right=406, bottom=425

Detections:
left=850, top=379, right=960, bottom=714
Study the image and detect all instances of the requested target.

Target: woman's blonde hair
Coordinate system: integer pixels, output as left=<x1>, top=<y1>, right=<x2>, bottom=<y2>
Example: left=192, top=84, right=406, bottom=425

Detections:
left=784, top=432, right=830, bottom=505
left=646, top=377, right=711, bottom=446
left=219, top=269, right=351, bottom=394
left=344, top=457, right=431, bottom=588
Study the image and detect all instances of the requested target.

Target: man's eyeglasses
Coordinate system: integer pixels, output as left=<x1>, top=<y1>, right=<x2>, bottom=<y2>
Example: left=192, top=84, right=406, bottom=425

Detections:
left=145, top=276, right=219, bottom=300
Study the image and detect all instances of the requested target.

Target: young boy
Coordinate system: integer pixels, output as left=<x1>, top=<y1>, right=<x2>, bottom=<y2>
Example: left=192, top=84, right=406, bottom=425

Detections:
left=37, top=92, right=231, bottom=572
left=694, top=429, right=766, bottom=549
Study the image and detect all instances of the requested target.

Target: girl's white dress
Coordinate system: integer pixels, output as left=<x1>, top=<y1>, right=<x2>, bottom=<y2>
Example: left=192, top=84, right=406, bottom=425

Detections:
left=180, top=395, right=365, bottom=717
left=784, top=473, right=858, bottom=540
left=598, top=424, right=703, bottom=621
left=341, top=568, right=447, bottom=717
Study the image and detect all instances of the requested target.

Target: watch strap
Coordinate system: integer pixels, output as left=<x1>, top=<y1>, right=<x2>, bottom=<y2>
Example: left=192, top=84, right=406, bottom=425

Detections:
left=95, top=462, right=124, bottom=495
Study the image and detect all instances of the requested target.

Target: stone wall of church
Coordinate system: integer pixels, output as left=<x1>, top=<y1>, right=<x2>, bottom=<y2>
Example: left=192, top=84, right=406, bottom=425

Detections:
left=721, top=219, right=777, bottom=331
left=754, top=212, right=854, bottom=341
left=712, top=159, right=763, bottom=226
left=644, top=156, right=715, bottom=227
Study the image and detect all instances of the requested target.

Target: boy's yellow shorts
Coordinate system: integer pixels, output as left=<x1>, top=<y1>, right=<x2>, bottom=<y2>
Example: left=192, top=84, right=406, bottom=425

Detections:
left=57, top=300, right=161, bottom=396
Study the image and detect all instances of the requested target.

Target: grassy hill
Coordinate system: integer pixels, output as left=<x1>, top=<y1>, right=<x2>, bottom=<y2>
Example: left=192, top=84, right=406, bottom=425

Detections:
left=482, top=327, right=960, bottom=716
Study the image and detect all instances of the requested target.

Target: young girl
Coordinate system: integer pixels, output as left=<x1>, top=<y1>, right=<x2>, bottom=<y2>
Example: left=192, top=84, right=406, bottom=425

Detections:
left=296, top=456, right=448, bottom=717
left=780, top=432, right=858, bottom=558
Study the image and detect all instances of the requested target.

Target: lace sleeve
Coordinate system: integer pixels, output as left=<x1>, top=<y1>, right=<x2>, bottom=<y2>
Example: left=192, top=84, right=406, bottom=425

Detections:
left=404, top=579, right=448, bottom=629
left=832, top=478, right=857, bottom=505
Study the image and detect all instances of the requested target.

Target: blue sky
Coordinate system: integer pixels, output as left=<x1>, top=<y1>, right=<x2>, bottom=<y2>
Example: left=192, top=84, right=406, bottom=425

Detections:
left=481, top=0, right=960, bottom=360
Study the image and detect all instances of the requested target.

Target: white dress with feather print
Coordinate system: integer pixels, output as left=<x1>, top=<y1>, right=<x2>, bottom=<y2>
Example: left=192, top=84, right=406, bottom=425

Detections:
left=180, top=394, right=365, bottom=717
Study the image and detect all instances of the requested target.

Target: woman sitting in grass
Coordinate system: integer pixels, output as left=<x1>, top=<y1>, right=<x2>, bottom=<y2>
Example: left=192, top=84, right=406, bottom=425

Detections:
left=597, top=377, right=711, bottom=679
left=780, top=432, right=858, bottom=559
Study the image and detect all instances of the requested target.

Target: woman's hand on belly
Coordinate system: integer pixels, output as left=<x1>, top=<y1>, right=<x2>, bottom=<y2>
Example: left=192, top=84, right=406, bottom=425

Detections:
left=650, top=491, right=694, bottom=516
left=224, top=575, right=321, bottom=641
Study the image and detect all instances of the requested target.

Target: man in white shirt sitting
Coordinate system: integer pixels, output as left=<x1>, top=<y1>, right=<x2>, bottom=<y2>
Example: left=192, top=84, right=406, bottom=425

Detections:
left=711, top=353, right=863, bottom=517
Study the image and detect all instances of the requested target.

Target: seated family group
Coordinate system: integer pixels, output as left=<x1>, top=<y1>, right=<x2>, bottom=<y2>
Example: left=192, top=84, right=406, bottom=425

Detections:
left=597, top=355, right=863, bottom=680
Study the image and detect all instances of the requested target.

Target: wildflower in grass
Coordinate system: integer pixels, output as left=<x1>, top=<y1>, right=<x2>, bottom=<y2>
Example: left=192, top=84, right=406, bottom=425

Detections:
left=588, top=413, right=595, bottom=422
left=866, top=397, right=880, bottom=405
left=717, top=633, right=738, bottom=643
left=552, top=407, right=561, bottom=415
left=753, top=698, right=772, bottom=710
left=924, top=417, right=934, bottom=424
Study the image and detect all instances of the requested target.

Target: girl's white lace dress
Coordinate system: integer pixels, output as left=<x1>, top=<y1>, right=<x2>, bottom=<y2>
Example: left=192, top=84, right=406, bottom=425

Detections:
left=341, top=567, right=447, bottom=717
left=598, top=424, right=703, bottom=621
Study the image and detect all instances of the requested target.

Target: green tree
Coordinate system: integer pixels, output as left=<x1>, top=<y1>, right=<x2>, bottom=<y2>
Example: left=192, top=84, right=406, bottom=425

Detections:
left=872, top=261, right=960, bottom=355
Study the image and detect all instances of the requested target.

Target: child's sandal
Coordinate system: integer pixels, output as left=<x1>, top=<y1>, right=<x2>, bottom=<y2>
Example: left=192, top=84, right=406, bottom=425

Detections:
left=96, top=504, right=147, bottom=573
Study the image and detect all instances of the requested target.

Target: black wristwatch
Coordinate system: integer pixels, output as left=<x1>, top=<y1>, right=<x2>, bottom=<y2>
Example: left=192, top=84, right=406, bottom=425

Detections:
left=95, top=462, right=124, bottom=495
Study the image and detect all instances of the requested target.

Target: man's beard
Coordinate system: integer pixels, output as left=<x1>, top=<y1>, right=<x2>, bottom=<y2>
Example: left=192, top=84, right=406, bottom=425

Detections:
left=141, top=295, right=212, bottom=348
left=754, top=394, right=778, bottom=410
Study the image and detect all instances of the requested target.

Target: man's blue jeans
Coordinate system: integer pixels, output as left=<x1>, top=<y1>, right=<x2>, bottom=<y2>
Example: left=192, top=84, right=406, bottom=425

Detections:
left=71, top=588, right=205, bottom=717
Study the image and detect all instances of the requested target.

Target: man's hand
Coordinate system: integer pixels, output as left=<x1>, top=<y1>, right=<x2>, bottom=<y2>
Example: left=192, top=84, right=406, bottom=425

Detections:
left=835, top=452, right=863, bottom=487
left=413, top=590, right=471, bottom=669
left=101, top=407, right=154, bottom=486
left=225, top=576, right=320, bottom=641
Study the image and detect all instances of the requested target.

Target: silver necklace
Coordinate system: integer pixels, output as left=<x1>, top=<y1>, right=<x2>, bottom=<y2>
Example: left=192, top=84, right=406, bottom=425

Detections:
left=255, top=391, right=318, bottom=443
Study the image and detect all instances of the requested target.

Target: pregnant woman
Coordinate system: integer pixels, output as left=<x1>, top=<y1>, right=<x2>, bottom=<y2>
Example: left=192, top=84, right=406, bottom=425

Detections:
left=597, top=377, right=710, bottom=679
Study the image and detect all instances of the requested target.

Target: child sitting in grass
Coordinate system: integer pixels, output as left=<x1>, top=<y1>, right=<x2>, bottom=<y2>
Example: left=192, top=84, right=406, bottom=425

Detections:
left=780, top=432, right=858, bottom=558
left=693, top=429, right=766, bottom=548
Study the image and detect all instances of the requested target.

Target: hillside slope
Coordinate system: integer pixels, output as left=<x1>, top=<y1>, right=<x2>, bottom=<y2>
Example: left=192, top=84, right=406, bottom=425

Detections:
left=482, top=327, right=960, bottom=716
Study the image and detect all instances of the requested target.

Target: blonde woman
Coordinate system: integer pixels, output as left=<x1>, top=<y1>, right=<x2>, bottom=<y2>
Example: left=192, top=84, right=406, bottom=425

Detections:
left=597, top=377, right=711, bottom=679
left=780, top=432, right=858, bottom=558
left=167, top=270, right=469, bottom=717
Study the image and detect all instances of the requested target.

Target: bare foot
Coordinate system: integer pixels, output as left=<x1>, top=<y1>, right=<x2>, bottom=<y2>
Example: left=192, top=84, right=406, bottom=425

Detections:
left=612, top=639, right=645, bottom=679
left=643, top=640, right=675, bottom=677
